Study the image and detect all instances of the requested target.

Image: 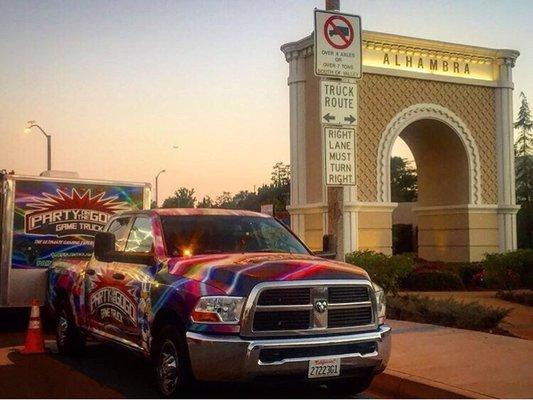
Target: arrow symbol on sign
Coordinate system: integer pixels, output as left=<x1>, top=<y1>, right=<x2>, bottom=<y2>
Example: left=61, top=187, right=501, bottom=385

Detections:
left=344, top=115, right=356, bottom=124
left=323, top=113, right=336, bottom=123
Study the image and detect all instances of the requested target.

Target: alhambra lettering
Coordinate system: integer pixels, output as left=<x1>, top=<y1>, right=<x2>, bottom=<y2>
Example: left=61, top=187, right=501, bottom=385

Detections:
left=382, top=53, right=470, bottom=75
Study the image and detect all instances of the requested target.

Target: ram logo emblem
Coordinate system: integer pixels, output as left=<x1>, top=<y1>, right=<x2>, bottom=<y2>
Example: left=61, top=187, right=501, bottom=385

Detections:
left=314, top=299, right=328, bottom=313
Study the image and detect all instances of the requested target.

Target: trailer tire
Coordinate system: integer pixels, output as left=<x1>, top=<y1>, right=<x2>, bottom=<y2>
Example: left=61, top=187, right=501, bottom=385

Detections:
left=152, top=324, right=194, bottom=397
left=55, top=299, right=85, bottom=356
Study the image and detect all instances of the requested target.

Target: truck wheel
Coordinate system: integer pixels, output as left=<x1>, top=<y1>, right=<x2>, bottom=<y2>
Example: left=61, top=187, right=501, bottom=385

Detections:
left=55, top=299, right=85, bottom=356
left=328, top=373, right=374, bottom=396
left=153, top=325, right=193, bottom=397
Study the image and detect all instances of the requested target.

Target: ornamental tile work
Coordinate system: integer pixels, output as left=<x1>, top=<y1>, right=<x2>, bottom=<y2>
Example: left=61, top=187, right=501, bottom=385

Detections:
left=357, top=74, right=497, bottom=204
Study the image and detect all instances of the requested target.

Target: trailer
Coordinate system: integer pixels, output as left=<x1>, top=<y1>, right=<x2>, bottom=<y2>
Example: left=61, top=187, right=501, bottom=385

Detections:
left=0, top=172, right=151, bottom=307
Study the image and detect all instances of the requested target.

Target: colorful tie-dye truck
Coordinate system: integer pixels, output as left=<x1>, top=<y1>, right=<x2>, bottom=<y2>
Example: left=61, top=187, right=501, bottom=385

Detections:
left=47, top=208, right=390, bottom=396
left=0, top=171, right=150, bottom=307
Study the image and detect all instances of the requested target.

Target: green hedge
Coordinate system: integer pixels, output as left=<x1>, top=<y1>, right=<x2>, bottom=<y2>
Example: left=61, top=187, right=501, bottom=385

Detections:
left=484, top=249, right=533, bottom=291
left=387, top=294, right=510, bottom=331
left=403, top=270, right=465, bottom=291
left=345, top=250, right=414, bottom=295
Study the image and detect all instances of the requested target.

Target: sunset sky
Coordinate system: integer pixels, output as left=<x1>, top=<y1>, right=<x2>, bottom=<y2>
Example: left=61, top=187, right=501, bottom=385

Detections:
left=1, top=0, right=532, bottom=202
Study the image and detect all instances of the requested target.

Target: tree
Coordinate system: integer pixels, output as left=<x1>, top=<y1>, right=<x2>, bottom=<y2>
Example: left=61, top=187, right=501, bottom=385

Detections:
left=196, top=196, right=215, bottom=208
left=390, top=156, right=418, bottom=202
left=271, top=162, right=290, bottom=187
left=514, top=92, right=533, bottom=248
left=162, top=187, right=196, bottom=208
left=514, top=92, right=533, bottom=205
left=215, top=191, right=234, bottom=209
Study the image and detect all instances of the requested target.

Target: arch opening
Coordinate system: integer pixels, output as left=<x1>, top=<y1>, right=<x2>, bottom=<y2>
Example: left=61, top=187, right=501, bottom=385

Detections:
left=380, top=104, right=482, bottom=262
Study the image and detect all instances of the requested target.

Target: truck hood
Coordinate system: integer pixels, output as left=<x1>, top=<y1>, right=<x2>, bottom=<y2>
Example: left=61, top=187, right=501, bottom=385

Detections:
left=166, top=253, right=369, bottom=295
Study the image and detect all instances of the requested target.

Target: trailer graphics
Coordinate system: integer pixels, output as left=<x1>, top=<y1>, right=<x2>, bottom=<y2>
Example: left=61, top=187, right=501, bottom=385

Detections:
left=12, top=180, right=144, bottom=269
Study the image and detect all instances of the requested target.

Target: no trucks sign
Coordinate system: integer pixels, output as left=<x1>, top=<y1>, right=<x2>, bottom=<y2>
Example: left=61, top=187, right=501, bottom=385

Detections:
left=314, top=9, right=362, bottom=79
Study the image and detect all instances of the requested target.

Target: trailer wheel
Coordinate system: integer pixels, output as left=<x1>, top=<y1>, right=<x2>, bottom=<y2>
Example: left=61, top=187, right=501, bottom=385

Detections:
left=55, top=299, right=85, bottom=356
left=152, top=324, right=193, bottom=397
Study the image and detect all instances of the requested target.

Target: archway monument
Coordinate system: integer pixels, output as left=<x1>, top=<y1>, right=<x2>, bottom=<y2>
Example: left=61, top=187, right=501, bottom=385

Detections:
left=281, top=29, right=520, bottom=262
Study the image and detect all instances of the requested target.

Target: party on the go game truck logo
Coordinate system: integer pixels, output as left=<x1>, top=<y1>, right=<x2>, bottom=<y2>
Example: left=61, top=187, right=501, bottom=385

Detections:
left=24, top=188, right=129, bottom=237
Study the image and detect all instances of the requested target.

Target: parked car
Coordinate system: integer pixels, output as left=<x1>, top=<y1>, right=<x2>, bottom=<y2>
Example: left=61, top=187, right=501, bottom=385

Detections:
left=48, top=208, right=390, bottom=396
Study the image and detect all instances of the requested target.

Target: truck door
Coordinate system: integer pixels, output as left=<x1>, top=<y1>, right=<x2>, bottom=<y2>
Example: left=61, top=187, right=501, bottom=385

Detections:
left=85, top=216, right=132, bottom=338
left=114, top=216, right=155, bottom=351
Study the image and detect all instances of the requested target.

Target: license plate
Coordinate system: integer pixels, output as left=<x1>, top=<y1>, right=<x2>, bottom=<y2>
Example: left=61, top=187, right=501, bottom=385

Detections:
left=308, top=358, right=341, bottom=379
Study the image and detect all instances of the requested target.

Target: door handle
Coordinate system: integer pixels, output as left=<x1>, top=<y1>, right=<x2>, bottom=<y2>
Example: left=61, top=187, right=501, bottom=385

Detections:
left=86, top=268, right=96, bottom=276
left=112, top=272, right=125, bottom=280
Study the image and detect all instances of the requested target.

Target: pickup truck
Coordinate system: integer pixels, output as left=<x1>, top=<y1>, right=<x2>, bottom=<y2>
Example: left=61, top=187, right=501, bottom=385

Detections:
left=47, top=208, right=390, bottom=396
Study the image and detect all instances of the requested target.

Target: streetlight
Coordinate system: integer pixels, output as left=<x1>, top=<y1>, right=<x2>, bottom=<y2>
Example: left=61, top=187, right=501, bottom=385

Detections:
left=25, top=121, right=52, bottom=171
left=155, top=169, right=166, bottom=207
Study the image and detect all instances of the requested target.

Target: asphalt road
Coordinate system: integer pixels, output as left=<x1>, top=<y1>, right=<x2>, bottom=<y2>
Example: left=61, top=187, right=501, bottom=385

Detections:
left=0, top=309, right=378, bottom=398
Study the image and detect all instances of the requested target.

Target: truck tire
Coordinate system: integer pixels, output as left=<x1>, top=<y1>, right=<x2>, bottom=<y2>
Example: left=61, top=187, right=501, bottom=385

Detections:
left=327, top=373, right=374, bottom=396
left=152, top=325, right=193, bottom=397
left=55, top=299, right=85, bottom=356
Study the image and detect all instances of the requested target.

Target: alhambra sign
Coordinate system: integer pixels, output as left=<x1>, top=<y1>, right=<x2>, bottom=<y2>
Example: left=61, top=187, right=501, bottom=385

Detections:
left=363, top=46, right=494, bottom=81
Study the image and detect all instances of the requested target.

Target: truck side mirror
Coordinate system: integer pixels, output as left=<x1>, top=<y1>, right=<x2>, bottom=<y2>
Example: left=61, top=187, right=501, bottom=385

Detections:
left=315, top=234, right=337, bottom=260
left=94, top=232, right=115, bottom=262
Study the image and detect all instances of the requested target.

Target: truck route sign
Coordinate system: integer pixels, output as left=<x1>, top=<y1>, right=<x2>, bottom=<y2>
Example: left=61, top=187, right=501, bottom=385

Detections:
left=320, top=80, right=357, bottom=125
left=314, top=9, right=362, bottom=79
left=324, top=126, right=356, bottom=186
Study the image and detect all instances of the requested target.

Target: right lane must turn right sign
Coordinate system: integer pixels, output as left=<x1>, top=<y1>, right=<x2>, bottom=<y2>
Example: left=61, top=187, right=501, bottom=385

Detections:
left=314, top=9, right=362, bottom=79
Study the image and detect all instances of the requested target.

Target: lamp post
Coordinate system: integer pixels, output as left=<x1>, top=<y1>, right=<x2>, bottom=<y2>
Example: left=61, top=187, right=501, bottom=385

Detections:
left=24, top=121, right=52, bottom=171
left=155, top=169, right=166, bottom=207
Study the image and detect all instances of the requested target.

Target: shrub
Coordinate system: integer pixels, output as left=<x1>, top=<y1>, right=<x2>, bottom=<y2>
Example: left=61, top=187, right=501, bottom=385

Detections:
left=455, top=262, right=485, bottom=288
left=345, top=250, right=414, bottom=295
left=496, top=291, right=533, bottom=307
left=483, top=249, right=533, bottom=291
left=387, top=294, right=510, bottom=332
left=403, top=270, right=465, bottom=291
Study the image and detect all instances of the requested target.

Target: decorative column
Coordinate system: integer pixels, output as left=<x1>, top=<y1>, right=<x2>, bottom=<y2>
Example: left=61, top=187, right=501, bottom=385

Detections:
left=495, top=51, right=520, bottom=251
left=282, top=42, right=312, bottom=239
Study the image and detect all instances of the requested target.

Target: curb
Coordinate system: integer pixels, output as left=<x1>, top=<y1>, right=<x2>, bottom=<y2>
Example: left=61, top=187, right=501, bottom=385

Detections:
left=371, top=370, right=492, bottom=399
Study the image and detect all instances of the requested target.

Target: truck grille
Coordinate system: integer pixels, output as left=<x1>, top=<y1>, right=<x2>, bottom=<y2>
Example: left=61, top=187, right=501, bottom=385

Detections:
left=328, top=307, right=373, bottom=328
left=328, top=286, right=369, bottom=303
left=257, top=288, right=310, bottom=305
left=244, top=281, right=376, bottom=337
left=253, top=310, right=310, bottom=331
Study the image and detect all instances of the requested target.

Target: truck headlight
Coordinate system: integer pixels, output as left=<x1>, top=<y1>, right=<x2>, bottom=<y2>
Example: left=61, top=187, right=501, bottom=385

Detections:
left=191, top=296, right=245, bottom=324
left=373, top=283, right=386, bottom=325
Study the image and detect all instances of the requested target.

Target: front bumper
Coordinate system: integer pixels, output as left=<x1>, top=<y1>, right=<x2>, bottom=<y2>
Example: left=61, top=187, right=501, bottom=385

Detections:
left=186, top=324, right=391, bottom=382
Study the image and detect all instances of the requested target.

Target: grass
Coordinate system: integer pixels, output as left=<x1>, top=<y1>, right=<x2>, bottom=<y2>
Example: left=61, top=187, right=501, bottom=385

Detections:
left=496, top=291, right=533, bottom=307
left=387, top=294, right=510, bottom=332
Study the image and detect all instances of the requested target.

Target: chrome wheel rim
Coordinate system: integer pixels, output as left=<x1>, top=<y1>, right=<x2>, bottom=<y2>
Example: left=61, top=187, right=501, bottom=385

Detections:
left=158, top=340, right=179, bottom=396
left=57, top=311, right=68, bottom=347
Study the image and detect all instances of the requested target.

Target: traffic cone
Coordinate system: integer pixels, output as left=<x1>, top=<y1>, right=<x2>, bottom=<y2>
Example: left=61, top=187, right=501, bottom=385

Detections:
left=20, top=299, right=47, bottom=354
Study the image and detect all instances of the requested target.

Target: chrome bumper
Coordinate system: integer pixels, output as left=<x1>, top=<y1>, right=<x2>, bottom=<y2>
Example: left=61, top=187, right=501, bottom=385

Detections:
left=186, top=324, right=391, bottom=382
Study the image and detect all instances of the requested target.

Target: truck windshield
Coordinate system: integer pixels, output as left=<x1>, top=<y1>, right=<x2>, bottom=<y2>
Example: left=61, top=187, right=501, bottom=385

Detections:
left=160, top=215, right=310, bottom=257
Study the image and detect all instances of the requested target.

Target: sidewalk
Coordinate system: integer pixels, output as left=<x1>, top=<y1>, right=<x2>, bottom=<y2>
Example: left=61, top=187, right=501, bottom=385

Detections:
left=375, top=319, right=533, bottom=398
left=401, top=291, right=533, bottom=340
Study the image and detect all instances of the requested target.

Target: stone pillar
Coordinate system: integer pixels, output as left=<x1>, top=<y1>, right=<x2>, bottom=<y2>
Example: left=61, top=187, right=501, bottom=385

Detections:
left=495, top=52, right=520, bottom=252
left=283, top=43, right=312, bottom=240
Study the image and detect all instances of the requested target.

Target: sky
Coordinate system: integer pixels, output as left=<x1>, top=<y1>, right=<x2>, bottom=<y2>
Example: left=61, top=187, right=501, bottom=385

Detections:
left=1, top=0, right=532, bottom=202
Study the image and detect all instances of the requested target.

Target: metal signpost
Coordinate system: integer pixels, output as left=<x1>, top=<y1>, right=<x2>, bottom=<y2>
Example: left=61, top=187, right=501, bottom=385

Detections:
left=315, top=4, right=362, bottom=261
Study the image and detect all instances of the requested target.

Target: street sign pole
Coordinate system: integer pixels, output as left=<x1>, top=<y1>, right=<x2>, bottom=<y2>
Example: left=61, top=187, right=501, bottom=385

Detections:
left=316, top=0, right=361, bottom=261
left=325, top=0, right=344, bottom=262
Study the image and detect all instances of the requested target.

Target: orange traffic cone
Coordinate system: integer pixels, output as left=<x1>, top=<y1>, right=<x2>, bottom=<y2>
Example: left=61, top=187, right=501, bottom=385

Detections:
left=20, top=299, right=47, bottom=354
